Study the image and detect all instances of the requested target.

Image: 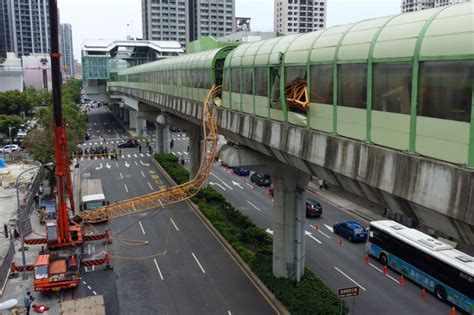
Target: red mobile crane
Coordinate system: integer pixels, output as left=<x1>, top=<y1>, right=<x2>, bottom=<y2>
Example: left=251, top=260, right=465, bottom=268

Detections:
left=11, top=0, right=110, bottom=292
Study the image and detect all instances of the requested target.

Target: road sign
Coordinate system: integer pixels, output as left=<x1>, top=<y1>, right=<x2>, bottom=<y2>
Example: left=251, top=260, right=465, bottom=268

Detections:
left=337, top=286, right=360, bottom=299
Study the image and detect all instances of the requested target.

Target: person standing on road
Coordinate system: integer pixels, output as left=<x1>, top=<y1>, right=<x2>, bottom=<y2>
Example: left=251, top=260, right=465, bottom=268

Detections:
left=24, top=291, right=34, bottom=315
left=138, top=144, right=142, bottom=153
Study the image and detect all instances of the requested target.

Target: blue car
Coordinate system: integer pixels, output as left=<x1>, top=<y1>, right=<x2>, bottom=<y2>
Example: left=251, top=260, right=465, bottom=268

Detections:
left=333, top=220, right=368, bottom=242
left=231, top=167, right=250, bottom=176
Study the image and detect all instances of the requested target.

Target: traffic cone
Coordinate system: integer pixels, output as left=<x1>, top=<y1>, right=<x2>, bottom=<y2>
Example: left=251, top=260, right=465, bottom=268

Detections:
left=339, top=239, right=344, bottom=247
left=399, top=275, right=405, bottom=286
left=364, top=254, right=369, bottom=264
left=421, top=288, right=427, bottom=300
left=383, top=265, right=388, bottom=275
left=450, top=306, right=456, bottom=315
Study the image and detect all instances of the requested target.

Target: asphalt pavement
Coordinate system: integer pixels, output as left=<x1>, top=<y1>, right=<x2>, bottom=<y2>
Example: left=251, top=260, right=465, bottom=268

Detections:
left=78, top=107, right=277, bottom=314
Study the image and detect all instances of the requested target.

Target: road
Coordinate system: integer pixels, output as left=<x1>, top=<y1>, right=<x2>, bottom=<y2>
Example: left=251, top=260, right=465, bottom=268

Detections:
left=170, top=118, right=453, bottom=314
left=76, top=107, right=277, bottom=314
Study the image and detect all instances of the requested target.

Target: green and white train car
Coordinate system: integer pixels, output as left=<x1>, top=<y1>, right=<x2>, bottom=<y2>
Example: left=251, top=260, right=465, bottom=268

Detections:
left=110, top=3, right=473, bottom=167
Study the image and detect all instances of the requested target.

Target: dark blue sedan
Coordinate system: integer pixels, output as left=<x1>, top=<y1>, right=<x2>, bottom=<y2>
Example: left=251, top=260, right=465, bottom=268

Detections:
left=333, top=220, right=368, bottom=242
left=231, top=167, right=250, bottom=176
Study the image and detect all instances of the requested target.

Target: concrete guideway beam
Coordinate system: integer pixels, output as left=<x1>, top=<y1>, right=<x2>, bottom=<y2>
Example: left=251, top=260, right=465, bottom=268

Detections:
left=218, top=144, right=310, bottom=281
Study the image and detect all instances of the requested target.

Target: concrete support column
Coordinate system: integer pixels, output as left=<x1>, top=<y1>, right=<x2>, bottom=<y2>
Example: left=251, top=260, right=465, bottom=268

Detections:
left=123, top=108, right=129, bottom=123
left=270, top=165, right=310, bottom=281
left=136, top=118, right=147, bottom=137
left=154, top=123, right=170, bottom=154
left=118, top=108, right=124, bottom=120
left=187, top=126, right=202, bottom=179
left=129, top=110, right=137, bottom=129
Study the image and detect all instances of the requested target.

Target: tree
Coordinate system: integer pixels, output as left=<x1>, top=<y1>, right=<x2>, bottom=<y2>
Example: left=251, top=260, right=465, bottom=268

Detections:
left=0, top=115, right=24, bottom=142
left=0, top=90, right=32, bottom=115
left=23, top=103, right=87, bottom=163
left=61, top=78, right=82, bottom=105
left=25, top=86, right=47, bottom=108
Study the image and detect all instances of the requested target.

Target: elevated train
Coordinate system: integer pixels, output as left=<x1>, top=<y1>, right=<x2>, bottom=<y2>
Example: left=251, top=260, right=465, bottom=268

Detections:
left=110, top=3, right=473, bottom=168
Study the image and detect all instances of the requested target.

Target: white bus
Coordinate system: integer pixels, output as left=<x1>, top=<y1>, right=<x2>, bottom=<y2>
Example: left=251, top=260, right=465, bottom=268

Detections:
left=80, top=179, right=108, bottom=211
left=367, top=220, right=473, bottom=313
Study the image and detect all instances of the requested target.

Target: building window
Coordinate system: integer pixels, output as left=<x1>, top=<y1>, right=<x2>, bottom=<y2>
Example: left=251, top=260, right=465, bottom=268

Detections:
left=338, top=64, right=367, bottom=109
left=310, top=64, right=333, bottom=104
left=373, top=63, right=412, bottom=114
left=417, top=61, right=473, bottom=122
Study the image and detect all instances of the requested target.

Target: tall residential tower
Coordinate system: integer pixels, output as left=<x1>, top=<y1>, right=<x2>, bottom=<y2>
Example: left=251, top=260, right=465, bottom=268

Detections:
left=401, top=0, right=470, bottom=12
left=274, top=0, right=326, bottom=34
left=0, top=0, right=51, bottom=57
left=142, top=0, right=235, bottom=47
left=60, top=23, right=74, bottom=79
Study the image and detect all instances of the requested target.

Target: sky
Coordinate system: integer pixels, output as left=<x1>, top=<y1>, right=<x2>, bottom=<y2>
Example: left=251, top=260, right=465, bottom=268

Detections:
left=57, top=0, right=401, bottom=62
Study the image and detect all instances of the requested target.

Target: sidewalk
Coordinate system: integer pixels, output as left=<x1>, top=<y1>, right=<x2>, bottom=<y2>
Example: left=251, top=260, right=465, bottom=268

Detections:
left=307, top=180, right=385, bottom=224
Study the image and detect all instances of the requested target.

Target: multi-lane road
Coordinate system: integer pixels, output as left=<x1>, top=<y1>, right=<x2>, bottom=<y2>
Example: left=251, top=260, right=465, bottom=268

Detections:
left=77, top=106, right=452, bottom=314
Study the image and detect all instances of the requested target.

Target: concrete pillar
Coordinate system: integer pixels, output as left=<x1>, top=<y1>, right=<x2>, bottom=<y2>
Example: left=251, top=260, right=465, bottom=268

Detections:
left=129, top=110, right=137, bottom=129
left=270, top=164, right=310, bottom=281
left=136, top=118, right=147, bottom=137
left=123, top=108, right=129, bottom=123
left=154, top=123, right=170, bottom=154
left=187, top=126, right=202, bottom=179
left=118, top=108, right=124, bottom=119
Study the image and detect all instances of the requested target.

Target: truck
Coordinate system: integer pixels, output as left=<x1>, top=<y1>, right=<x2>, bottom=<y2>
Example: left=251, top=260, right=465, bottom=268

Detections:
left=80, top=179, right=108, bottom=211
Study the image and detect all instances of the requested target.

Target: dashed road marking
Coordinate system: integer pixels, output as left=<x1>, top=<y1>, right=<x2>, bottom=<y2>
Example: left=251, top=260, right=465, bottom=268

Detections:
left=192, top=252, right=206, bottom=274
left=153, top=258, right=164, bottom=280
left=138, top=221, right=146, bottom=235
left=170, top=218, right=179, bottom=231
left=124, top=184, right=129, bottom=192
left=247, top=200, right=261, bottom=211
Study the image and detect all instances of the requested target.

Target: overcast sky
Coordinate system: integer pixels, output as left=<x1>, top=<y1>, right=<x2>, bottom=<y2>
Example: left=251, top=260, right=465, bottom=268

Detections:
left=57, top=0, right=401, bottom=61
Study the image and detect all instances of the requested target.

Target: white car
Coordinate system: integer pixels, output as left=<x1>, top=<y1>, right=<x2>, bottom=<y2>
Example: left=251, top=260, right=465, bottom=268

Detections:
left=0, top=145, right=21, bottom=153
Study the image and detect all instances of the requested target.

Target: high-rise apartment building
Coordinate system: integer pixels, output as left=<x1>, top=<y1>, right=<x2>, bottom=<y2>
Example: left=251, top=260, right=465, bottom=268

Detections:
left=401, top=0, right=469, bottom=12
left=142, top=0, right=236, bottom=47
left=0, top=0, right=51, bottom=58
left=60, top=23, right=74, bottom=79
left=274, top=0, right=326, bottom=34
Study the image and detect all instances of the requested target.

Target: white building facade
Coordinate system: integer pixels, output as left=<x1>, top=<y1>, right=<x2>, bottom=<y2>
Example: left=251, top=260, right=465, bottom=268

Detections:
left=60, top=23, right=74, bottom=80
left=274, top=0, right=326, bottom=34
left=401, top=0, right=470, bottom=12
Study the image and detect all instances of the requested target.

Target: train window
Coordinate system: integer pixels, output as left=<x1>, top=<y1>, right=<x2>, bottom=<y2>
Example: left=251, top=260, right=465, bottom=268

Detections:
left=310, top=64, right=333, bottom=104
left=242, top=68, right=254, bottom=94
left=338, top=64, right=367, bottom=109
left=231, top=68, right=241, bottom=93
left=417, top=61, right=473, bottom=122
left=285, top=66, right=307, bottom=87
left=223, top=68, right=230, bottom=92
left=204, top=69, right=212, bottom=88
left=373, top=63, right=412, bottom=114
left=255, top=68, right=268, bottom=97
left=270, top=67, right=282, bottom=109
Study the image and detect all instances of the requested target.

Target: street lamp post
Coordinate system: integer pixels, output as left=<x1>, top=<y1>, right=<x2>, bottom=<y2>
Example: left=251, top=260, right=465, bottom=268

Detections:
left=15, top=163, right=53, bottom=280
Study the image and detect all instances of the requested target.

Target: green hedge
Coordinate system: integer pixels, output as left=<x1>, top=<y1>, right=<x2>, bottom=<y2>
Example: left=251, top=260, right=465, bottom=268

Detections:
left=155, top=153, right=347, bottom=315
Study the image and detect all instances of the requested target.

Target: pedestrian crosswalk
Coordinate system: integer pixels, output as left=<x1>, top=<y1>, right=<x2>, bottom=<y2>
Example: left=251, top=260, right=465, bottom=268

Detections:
left=77, top=153, right=152, bottom=161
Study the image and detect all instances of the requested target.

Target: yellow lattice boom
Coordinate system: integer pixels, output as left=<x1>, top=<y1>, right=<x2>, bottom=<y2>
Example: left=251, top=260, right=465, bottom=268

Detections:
left=77, top=85, right=221, bottom=224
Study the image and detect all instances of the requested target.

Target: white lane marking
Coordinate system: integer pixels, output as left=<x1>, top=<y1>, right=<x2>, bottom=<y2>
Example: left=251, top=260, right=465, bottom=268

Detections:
left=82, top=281, right=87, bottom=285
left=183, top=152, right=189, bottom=155
left=227, top=311, right=231, bottom=315
left=170, top=218, right=179, bottom=231
left=124, top=161, right=130, bottom=168
left=115, top=162, right=119, bottom=167
left=309, top=224, right=331, bottom=239
left=141, top=170, right=146, bottom=177
left=245, top=183, right=253, bottom=189
left=93, top=291, right=97, bottom=295
left=334, top=266, right=367, bottom=291
left=153, top=258, right=164, bottom=280
left=135, top=161, right=139, bottom=166
left=146, top=153, right=151, bottom=157
left=210, top=172, right=233, bottom=190
left=159, top=199, right=164, bottom=207
left=138, top=221, right=146, bottom=235
left=134, top=154, right=138, bottom=158
left=127, top=154, right=131, bottom=158
left=140, top=153, right=144, bottom=157
left=148, top=182, right=153, bottom=190
left=120, top=172, right=123, bottom=179
left=87, top=285, right=92, bottom=290
left=176, top=151, right=182, bottom=156
left=171, top=152, right=177, bottom=156
left=231, top=180, right=243, bottom=189
left=121, top=155, right=125, bottom=158
left=209, top=182, right=225, bottom=190
left=124, top=184, right=129, bottom=192
left=192, top=252, right=206, bottom=273
left=305, top=230, right=322, bottom=244
left=324, top=224, right=334, bottom=233
left=265, top=228, right=273, bottom=235
left=247, top=200, right=261, bottom=211
left=140, top=160, right=150, bottom=166
left=368, top=263, right=400, bottom=283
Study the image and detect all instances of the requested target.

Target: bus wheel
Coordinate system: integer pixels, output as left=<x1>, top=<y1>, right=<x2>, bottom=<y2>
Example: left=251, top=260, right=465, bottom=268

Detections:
left=434, top=285, right=447, bottom=301
left=379, top=253, right=388, bottom=266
